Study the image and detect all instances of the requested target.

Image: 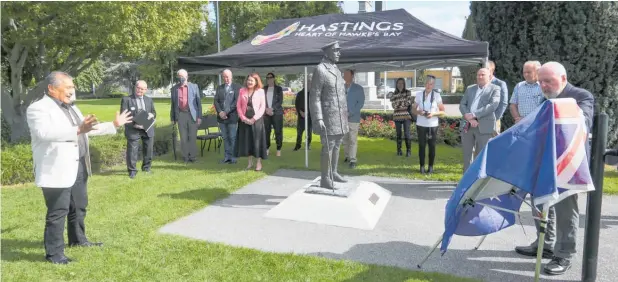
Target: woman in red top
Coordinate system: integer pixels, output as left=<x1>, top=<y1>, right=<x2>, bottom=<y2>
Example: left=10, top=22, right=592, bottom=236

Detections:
left=234, top=73, right=268, bottom=171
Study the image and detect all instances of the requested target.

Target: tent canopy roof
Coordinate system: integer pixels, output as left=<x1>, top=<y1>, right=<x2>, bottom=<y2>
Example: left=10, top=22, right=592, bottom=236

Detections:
left=178, top=9, right=488, bottom=75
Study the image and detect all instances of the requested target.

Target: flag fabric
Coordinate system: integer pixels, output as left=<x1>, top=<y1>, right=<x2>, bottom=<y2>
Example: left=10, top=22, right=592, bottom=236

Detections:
left=440, top=98, right=594, bottom=254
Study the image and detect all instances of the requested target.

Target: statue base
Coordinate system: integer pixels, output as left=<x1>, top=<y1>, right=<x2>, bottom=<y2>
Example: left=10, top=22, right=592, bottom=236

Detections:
left=264, top=177, right=392, bottom=230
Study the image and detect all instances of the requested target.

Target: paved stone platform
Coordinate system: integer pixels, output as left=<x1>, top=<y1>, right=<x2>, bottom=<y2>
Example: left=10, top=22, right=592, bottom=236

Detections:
left=159, top=169, right=618, bottom=282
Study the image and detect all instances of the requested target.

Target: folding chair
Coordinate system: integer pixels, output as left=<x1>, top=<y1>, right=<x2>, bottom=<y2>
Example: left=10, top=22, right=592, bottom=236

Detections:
left=197, top=115, right=222, bottom=156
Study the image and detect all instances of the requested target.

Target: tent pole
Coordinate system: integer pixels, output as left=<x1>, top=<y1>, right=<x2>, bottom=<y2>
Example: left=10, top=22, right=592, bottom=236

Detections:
left=304, top=66, right=309, bottom=168
left=383, top=71, right=387, bottom=112
left=413, top=70, right=417, bottom=88
left=417, top=235, right=443, bottom=269
left=474, top=235, right=487, bottom=250
left=534, top=204, right=549, bottom=282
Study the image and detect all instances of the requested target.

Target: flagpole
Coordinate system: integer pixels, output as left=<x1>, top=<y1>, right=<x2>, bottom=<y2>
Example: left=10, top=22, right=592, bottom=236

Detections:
left=417, top=235, right=443, bottom=269
left=534, top=204, right=549, bottom=282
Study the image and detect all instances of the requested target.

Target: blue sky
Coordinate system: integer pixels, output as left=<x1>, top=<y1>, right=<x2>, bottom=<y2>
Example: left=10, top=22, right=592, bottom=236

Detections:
left=208, top=1, right=471, bottom=38
left=341, top=1, right=471, bottom=38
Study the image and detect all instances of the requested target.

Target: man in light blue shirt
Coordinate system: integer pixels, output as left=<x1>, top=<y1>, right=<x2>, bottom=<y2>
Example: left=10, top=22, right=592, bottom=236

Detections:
left=510, top=61, right=544, bottom=122
left=488, top=60, right=509, bottom=135
left=342, top=69, right=365, bottom=169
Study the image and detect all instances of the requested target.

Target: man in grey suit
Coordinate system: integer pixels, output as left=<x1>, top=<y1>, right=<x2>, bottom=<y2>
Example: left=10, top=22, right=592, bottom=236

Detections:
left=310, top=41, right=349, bottom=189
left=120, top=80, right=156, bottom=178
left=514, top=62, right=594, bottom=276
left=459, top=68, right=501, bottom=172
left=170, top=69, right=202, bottom=163
left=488, top=60, right=509, bottom=135
left=214, top=69, right=240, bottom=164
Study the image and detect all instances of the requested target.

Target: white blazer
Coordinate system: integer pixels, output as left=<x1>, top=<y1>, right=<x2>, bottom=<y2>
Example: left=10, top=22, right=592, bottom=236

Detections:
left=26, top=95, right=117, bottom=188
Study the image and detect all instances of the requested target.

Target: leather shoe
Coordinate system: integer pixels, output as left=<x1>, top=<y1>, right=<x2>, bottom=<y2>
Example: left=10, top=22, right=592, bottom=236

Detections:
left=514, top=245, right=554, bottom=259
left=46, top=255, right=72, bottom=264
left=220, top=159, right=231, bottom=164
left=69, top=241, right=103, bottom=247
left=332, top=173, right=348, bottom=183
left=129, top=172, right=137, bottom=179
left=344, top=157, right=349, bottom=163
left=349, top=162, right=357, bottom=169
left=420, top=166, right=426, bottom=174
left=544, top=256, right=571, bottom=275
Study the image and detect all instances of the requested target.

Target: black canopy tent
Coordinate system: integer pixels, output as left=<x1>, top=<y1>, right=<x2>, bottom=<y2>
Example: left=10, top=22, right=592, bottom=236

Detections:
left=178, top=9, right=489, bottom=75
left=177, top=9, right=489, bottom=167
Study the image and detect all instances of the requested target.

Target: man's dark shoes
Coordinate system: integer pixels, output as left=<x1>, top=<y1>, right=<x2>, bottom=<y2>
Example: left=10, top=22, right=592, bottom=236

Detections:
left=420, top=166, right=426, bottom=174
left=344, top=157, right=349, bottom=163
left=220, top=159, right=231, bottom=164
left=544, top=256, right=571, bottom=275
left=129, top=171, right=137, bottom=179
left=228, top=159, right=237, bottom=164
left=427, top=166, right=434, bottom=174
left=514, top=245, right=554, bottom=259
left=293, top=145, right=301, bottom=151
left=349, top=162, right=357, bottom=169
left=46, top=255, right=72, bottom=264
left=406, top=150, right=411, bottom=157
left=69, top=241, right=103, bottom=248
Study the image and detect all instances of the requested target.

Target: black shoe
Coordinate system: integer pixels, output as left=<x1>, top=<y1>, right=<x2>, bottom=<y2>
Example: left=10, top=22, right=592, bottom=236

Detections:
left=293, top=145, right=301, bottom=151
left=69, top=241, right=103, bottom=248
left=544, top=256, right=571, bottom=275
left=220, top=159, right=231, bottom=164
left=397, top=150, right=403, bottom=156
left=344, top=157, right=349, bottom=163
left=420, top=166, right=426, bottom=174
left=228, top=159, right=237, bottom=164
left=427, top=166, right=434, bottom=174
left=406, top=150, right=411, bottom=157
left=129, top=171, right=137, bottom=179
left=514, top=245, right=554, bottom=259
left=349, top=162, right=357, bottom=169
left=46, top=255, right=72, bottom=264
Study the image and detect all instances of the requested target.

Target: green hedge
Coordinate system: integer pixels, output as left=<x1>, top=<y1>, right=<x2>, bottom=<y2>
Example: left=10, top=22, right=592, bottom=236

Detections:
left=1, top=124, right=176, bottom=186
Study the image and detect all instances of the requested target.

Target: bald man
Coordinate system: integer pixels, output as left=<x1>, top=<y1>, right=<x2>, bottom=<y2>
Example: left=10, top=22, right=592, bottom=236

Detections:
left=459, top=68, right=501, bottom=172
left=515, top=61, right=594, bottom=276
left=171, top=69, right=202, bottom=163
left=509, top=61, right=544, bottom=123
left=121, top=80, right=157, bottom=178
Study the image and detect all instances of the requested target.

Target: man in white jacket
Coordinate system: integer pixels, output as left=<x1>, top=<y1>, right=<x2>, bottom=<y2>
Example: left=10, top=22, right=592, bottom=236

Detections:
left=26, top=71, right=132, bottom=264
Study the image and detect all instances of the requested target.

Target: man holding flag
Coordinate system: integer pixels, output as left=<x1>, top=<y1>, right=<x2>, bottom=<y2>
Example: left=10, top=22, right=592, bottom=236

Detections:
left=514, top=61, right=594, bottom=276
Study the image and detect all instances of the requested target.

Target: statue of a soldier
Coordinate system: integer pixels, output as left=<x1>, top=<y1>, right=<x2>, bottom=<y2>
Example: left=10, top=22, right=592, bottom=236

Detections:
left=309, top=41, right=349, bottom=189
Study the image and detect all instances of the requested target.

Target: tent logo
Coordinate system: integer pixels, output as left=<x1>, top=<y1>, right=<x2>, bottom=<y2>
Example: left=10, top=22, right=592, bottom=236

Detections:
left=251, top=22, right=300, bottom=46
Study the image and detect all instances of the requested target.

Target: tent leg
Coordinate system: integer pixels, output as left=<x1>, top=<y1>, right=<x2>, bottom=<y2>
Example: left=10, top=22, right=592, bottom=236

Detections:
left=304, top=66, right=309, bottom=168
left=417, top=235, right=443, bottom=269
left=474, top=235, right=487, bottom=250
left=534, top=204, right=550, bottom=282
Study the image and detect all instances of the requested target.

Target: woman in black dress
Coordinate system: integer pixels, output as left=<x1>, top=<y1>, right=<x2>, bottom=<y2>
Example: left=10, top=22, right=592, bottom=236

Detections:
left=234, top=73, right=268, bottom=171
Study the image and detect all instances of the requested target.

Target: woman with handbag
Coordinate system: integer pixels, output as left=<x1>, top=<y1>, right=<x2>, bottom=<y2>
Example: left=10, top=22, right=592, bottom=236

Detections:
left=389, top=78, right=414, bottom=156
left=412, top=75, right=445, bottom=174
left=235, top=73, right=268, bottom=171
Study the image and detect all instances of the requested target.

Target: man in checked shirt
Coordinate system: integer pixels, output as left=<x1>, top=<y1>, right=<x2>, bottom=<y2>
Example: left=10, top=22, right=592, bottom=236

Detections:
left=509, top=61, right=545, bottom=122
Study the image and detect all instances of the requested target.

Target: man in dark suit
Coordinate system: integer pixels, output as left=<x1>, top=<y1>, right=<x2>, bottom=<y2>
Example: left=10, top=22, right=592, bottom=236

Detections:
left=263, top=72, right=284, bottom=156
left=294, top=81, right=312, bottom=151
left=459, top=68, right=501, bottom=172
left=514, top=61, right=594, bottom=276
left=213, top=69, right=240, bottom=164
left=488, top=60, right=509, bottom=135
left=121, top=80, right=156, bottom=178
left=170, top=69, right=202, bottom=163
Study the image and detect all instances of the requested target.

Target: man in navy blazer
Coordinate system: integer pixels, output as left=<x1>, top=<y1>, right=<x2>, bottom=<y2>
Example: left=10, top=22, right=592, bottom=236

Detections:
left=214, top=69, right=241, bottom=164
left=488, top=60, right=509, bottom=135
left=514, top=61, right=594, bottom=276
left=170, top=69, right=202, bottom=163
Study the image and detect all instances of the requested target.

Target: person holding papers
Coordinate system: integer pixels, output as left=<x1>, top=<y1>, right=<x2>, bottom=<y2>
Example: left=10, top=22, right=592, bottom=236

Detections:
left=120, top=80, right=156, bottom=178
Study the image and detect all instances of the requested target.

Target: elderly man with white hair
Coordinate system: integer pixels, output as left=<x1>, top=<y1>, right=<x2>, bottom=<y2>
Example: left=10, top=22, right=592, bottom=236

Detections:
left=213, top=69, right=241, bottom=164
left=171, top=69, right=203, bottom=163
left=509, top=61, right=544, bottom=123
left=513, top=61, right=594, bottom=276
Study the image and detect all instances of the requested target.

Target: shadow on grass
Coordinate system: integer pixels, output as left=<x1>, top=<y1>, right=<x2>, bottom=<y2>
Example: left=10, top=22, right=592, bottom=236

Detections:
left=158, top=188, right=230, bottom=204
left=1, top=239, right=46, bottom=263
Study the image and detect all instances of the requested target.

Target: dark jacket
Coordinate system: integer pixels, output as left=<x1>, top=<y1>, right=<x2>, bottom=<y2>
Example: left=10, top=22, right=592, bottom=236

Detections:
left=170, top=82, right=202, bottom=122
left=263, top=85, right=284, bottom=115
left=556, top=82, right=595, bottom=131
left=213, top=83, right=241, bottom=124
left=120, top=94, right=156, bottom=138
left=295, top=88, right=309, bottom=115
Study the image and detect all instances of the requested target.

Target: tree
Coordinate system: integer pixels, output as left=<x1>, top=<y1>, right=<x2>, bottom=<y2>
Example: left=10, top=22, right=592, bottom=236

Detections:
left=1, top=1, right=203, bottom=142
left=459, top=16, right=481, bottom=89
left=471, top=1, right=618, bottom=147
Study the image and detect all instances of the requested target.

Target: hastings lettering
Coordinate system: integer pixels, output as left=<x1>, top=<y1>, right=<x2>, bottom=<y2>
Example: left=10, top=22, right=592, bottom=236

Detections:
left=298, top=22, right=404, bottom=33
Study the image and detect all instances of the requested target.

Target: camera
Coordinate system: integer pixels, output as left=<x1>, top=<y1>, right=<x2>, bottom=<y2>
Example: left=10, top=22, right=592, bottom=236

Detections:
left=422, top=111, right=430, bottom=117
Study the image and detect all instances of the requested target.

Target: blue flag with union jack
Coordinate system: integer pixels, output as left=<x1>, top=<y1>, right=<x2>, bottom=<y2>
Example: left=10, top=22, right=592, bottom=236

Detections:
left=440, top=98, right=594, bottom=254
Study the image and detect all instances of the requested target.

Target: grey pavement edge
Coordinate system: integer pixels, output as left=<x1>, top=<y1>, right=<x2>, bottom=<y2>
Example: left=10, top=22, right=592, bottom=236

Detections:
left=158, top=169, right=618, bottom=282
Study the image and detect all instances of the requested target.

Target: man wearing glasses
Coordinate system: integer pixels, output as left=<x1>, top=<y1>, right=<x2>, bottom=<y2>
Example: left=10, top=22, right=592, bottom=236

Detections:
left=120, top=80, right=156, bottom=178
